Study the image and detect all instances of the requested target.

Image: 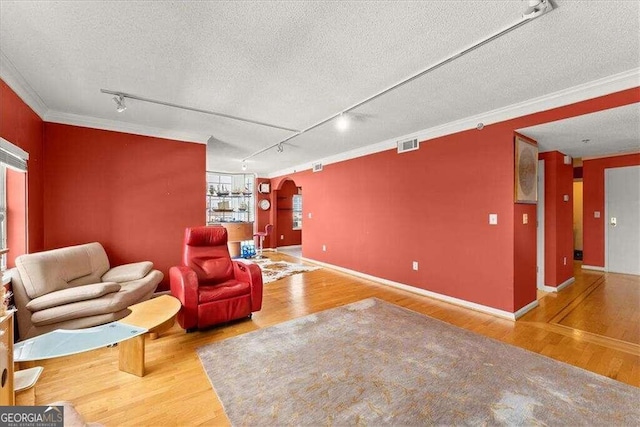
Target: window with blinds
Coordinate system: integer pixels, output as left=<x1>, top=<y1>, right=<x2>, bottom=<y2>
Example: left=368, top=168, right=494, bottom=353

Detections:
left=292, top=194, right=303, bottom=230
left=0, top=137, right=29, bottom=272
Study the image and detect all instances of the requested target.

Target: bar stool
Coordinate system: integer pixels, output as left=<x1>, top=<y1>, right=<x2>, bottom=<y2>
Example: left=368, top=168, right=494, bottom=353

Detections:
left=253, top=224, right=273, bottom=258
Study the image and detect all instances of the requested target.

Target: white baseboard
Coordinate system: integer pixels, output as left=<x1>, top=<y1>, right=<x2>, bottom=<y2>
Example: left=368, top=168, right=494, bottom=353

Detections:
left=300, top=257, right=537, bottom=321
left=582, top=265, right=605, bottom=272
left=557, top=277, right=575, bottom=291
left=277, top=245, right=302, bottom=250
left=539, top=276, right=575, bottom=293
left=514, top=300, right=540, bottom=319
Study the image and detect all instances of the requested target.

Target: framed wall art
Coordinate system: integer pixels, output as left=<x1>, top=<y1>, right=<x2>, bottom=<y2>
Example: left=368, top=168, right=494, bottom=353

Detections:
left=515, top=135, right=538, bottom=204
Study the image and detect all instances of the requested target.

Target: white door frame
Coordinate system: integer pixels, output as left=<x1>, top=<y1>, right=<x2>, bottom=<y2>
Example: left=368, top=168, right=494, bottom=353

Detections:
left=537, top=160, right=545, bottom=290
left=605, top=168, right=610, bottom=272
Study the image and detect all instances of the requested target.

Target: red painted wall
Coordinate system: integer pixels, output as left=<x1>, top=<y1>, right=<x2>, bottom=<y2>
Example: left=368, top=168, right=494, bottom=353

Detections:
left=255, top=179, right=274, bottom=248
left=539, top=151, right=574, bottom=286
left=513, top=202, right=537, bottom=309
left=0, top=79, right=45, bottom=256
left=583, top=153, right=640, bottom=267
left=269, top=88, right=639, bottom=314
left=273, top=127, right=518, bottom=312
left=275, top=179, right=302, bottom=247
left=43, top=123, right=206, bottom=291
left=513, top=133, right=537, bottom=309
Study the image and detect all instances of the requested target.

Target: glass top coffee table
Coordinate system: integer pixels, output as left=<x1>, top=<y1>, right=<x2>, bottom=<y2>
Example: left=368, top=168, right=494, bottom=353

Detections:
left=14, top=295, right=181, bottom=377
left=14, top=322, right=147, bottom=361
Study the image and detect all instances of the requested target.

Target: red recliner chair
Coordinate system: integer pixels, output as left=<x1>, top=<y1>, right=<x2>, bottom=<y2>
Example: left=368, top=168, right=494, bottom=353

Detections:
left=170, top=226, right=263, bottom=331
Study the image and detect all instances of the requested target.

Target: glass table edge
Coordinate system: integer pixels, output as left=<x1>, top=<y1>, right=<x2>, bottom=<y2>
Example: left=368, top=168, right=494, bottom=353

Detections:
left=13, top=321, right=149, bottom=362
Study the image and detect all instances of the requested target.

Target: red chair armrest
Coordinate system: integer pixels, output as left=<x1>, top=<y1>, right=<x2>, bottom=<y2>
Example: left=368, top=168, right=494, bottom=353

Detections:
left=233, top=261, right=263, bottom=312
left=169, top=266, right=199, bottom=329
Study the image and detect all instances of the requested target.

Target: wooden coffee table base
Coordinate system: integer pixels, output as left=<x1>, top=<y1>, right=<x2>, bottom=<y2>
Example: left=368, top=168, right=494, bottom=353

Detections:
left=118, top=295, right=181, bottom=377
left=118, top=335, right=146, bottom=376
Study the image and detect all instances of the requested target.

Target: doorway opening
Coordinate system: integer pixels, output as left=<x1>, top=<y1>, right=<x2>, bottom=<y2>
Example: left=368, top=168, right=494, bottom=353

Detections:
left=573, top=159, right=584, bottom=260
left=274, top=179, right=302, bottom=259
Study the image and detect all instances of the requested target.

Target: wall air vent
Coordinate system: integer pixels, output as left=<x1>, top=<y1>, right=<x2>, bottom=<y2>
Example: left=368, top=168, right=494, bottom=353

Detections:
left=312, top=163, right=323, bottom=172
left=397, top=138, right=419, bottom=153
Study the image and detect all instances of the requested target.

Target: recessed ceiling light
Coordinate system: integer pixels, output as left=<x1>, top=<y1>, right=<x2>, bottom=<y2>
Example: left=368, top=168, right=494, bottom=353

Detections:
left=582, top=139, right=590, bottom=143
left=336, top=113, right=350, bottom=132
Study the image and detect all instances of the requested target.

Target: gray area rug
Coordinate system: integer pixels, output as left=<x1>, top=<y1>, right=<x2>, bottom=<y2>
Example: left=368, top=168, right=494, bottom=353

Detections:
left=197, top=298, right=640, bottom=425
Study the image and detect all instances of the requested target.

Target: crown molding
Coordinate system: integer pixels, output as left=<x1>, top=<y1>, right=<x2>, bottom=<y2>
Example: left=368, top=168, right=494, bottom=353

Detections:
left=581, top=149, right=640, bottom=162
left=0, top=50, right=49, bottom=119
left=267, top=68, right=640, bottom=178
left=44, top=111, right=207, bottom=145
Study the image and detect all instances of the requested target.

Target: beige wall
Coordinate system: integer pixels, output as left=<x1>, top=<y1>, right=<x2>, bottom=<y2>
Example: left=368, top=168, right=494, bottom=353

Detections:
left=573, top=181, right=583, bottom=250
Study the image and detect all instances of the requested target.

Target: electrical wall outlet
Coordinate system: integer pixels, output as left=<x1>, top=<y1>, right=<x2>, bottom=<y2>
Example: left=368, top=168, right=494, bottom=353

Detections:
left=412, top=261, right=418, bottom=271
left=322, top=245, right=326, bottom=252
left=523, top=213, right=528, bottom=224
left=308, top=212, right=312, bottom=219
left=563, top=256, right=567, bottom=266
left=489, top=214, right=498, bottom=225
left=280, top=235, right=284, bottom=240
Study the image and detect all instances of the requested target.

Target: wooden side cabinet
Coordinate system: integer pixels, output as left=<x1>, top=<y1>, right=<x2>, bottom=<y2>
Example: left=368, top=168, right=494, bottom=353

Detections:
left=0, top=312, right=15, bottom=405
left=215, top=222, right=254, bottom=258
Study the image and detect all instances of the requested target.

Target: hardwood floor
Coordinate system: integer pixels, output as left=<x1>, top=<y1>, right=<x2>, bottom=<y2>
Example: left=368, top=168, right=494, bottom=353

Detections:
left=20, top=255, right=640, bottom=426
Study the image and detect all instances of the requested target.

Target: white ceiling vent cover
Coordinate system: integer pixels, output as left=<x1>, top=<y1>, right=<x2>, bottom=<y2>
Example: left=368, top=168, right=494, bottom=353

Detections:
left=312, top=163, right=323, bottom=172
left=397, top=138, right=419, bottom=153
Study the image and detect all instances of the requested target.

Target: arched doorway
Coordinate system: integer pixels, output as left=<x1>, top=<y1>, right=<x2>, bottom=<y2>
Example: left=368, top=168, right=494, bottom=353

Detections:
left=274, top=178, right=302, bottom=258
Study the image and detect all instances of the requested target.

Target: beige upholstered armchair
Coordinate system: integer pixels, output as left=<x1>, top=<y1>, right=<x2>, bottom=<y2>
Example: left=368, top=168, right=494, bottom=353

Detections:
left=9, top=242, right=162, bottom=340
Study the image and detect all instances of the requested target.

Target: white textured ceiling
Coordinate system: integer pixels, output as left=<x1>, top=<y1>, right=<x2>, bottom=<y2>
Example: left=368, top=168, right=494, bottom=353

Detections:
left=0, top=1, right=639, bottom=174
left=518, top=103, right=640, bottom=159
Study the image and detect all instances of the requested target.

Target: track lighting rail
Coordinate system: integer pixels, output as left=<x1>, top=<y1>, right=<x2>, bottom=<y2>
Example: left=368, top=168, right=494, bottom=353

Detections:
left=100, top=89, right=300, bottom=133
left=241, top=0, right=554, bottom=164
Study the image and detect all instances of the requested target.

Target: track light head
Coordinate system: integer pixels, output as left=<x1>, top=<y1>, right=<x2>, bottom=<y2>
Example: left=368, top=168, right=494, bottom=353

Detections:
left=523, top=0, right=552, bottom=19
left=277, top=143, right=284, bottom=153
left=113, top=95, right=127, bottom=113
left=241, top=161, right=248, bottom=171
left=335, top=113, right=350, bottom=132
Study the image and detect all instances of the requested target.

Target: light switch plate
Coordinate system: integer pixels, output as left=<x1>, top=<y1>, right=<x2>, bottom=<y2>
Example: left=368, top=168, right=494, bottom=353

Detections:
left=489, top=214, right=498, bottom=225
left=523, top=213, right=528, bottom=224
left=594, top=211, right=601, bottom=218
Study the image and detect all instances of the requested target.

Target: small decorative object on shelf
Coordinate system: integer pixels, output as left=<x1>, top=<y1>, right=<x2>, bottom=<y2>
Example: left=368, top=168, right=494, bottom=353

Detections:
left=238, top=202, right=248, bottom=211
left=208, top=185, right=215, bottom=195
left=241, top=241, right=256, bottom=259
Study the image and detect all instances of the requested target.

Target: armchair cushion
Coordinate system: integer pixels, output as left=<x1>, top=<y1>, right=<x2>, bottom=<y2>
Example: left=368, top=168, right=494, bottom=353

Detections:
left=16, top=242, right=110, bottom=299
left=25, top=282, right=121, bottom=312
left=198, top=280, right=250, bottom=303
left=102, top=261, right=153, bottom=283
left=190, top=257, right=234, bottom=284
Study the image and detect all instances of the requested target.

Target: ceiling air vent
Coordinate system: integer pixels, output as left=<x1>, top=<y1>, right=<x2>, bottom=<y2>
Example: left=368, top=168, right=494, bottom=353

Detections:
left=312, top=163, right=323, bottom=172
left=397, top=138, right=419, bottom=153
